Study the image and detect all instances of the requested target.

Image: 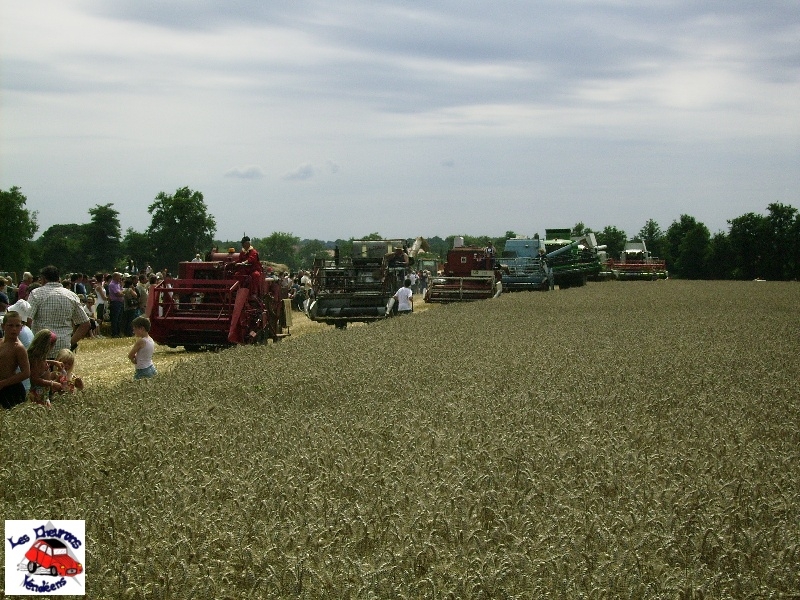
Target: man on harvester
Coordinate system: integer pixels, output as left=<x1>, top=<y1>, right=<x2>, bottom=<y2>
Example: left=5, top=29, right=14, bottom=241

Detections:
left=235, top=236, right=262, bottom=297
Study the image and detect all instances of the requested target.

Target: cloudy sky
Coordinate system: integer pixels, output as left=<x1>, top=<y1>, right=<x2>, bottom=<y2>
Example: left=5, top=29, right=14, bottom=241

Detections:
left=2, top=1, right=798, bottom=243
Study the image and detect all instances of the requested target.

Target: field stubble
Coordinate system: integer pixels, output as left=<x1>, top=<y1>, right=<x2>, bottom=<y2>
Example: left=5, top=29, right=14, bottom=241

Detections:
left=2, top=281, right=799, bottom=598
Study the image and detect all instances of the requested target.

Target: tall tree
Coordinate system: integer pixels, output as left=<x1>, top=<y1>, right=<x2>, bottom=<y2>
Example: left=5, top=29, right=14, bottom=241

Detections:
left=260, top=232, right=300, bottom=269
left=298, top=239, right=330, bottom=268
left=0, top=186, right=39, bottom=277
left=84, top=203, right=122, bottom=273
left=637, top=219, right=667, bottom=259
left=32, top=224, right=86, bottom=274
left=146, top=187, right=216, bottom=272
left=122, top=228, right=151, bottom=275
left=727, top=212, right=768, bottom=279
left=666, top=215, right=710, bottom=278
left=764, top=202, right=798, bottom=280
left=707, top=231, right=733, bottom=279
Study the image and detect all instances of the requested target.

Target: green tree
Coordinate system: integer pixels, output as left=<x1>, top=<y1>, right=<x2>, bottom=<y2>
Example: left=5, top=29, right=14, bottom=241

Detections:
left=637, top=219, right=667, bottom=259
left=298, top=239, right=330, bottom=268
left=32, top=224, right=86, bottom=274
left=727, top=212, right=767, bottom=279
left=707, top=231, right=733, bottom=279
left=666, top=215, right=710, bottom=278
left=595, top=226, right=627, bottom=259
left=764, top=202, right=798, bottom=280
left=572, top=222, right=590, bottom=237
left=122, top=228, right=151, bottom=275
left=84, top=204, right=122, bottom=273
left=146, top=187, right=216, bottom=272
left=260, top=232, right=300, bottom=269
left=0, top=186, right=39, bottom=276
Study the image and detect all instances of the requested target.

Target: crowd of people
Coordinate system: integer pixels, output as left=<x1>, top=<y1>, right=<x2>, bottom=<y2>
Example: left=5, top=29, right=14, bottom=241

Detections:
left=0, top=265, right=163, bottom=410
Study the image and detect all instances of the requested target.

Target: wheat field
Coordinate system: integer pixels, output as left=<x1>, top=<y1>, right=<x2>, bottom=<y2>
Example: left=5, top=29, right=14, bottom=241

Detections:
left=2, top=280, right=799, bottom=598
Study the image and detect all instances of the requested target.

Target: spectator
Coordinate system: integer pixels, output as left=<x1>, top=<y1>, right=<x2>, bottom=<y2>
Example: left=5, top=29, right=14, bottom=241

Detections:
left=70, top=273, right=87, bottom=296
left=0, top=279, right=10, bottom=305
left=26, top=329, right=63, bottom=405
left=27, top=265, right=91, bottom=358
left=108, top=272, right=125, bottom=337
left=7, top=300, right=35, bottom=391
left=82, top=296, right=99, bottom=338
left=17, top=272, right=34, bottom=301
left=54, top=348, right=83, bottom=393
left=136, top=274, right=149, bottom=316
left=0, top=311, right=30, bottom=410
left=128, top=316, right=157, bottom=380
left=0, top=291, right=8, bottom=320
left=93, top=273, right=108, bottom=323
left=122, top=277, right=139, bottom=336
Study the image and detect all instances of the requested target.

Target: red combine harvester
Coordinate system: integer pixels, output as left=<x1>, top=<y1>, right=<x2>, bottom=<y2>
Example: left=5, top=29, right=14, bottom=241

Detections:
left=607, top=241, right=668, bottom=280
left=425, top=245, right=503, bottom=302
left=147, top=251, right=291, bottom=351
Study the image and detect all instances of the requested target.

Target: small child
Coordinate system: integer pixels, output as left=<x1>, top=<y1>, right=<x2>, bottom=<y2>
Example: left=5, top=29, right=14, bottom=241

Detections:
left=128, top=316, right=157, bottom=380
left=0, top=311, right=31, bottom=410
left=27, top=329, right=63, bottom=406
left=54, top=348, right=84, bottom=393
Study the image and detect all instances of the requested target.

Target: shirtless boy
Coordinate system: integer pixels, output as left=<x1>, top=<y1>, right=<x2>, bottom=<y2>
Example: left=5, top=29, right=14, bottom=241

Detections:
left=0, top=311, right=31, bottom=409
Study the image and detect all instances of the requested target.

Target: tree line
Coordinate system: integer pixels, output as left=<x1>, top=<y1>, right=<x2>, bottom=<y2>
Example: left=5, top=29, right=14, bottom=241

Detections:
left=2, top=185, right=798, bottom=281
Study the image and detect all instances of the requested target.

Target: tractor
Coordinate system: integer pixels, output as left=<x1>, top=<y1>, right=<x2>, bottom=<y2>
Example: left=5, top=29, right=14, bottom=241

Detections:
left=146, top=250, right=291, bottom=351
left=425, top=243, right=503, bottom=302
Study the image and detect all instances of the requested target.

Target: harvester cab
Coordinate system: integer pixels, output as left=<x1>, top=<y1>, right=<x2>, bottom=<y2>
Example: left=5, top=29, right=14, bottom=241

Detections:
left=147, top=250, right=291, bottom=350
left=425, top=241, right=503, bottom=303
left=498, top=238, right=552, bottom=291
left=308, top=239, right=408, bottom=328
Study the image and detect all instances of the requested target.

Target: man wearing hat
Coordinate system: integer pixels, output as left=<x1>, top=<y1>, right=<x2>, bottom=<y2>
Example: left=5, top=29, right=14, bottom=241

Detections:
left=236, top=236, right=262, bottom=296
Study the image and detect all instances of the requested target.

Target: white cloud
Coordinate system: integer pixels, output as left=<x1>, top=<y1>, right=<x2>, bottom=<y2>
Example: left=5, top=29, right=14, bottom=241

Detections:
left=225, top=166, right=264, bottom=179
left=283, top=163, right=315, bottom=181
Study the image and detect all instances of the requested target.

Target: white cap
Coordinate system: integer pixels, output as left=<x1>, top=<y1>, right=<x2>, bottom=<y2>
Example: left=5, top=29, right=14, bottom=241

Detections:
left=7, top=299, right=31, bottom=321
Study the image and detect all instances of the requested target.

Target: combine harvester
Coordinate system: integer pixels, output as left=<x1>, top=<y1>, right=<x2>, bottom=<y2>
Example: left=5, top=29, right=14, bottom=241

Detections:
left=608, top=241, right=668, bottom=280
left=308, top=238, right=426, bottom=328
left=497, top=237, right=552, bottom=291
left=147, top=250, right=291, bottom=351
left=543, top=229, right=603, bottom=288
left=425, top=239, right=503, bottom=302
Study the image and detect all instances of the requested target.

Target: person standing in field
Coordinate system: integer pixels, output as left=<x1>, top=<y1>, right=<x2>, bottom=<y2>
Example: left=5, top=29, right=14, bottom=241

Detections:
left=27, top=265, right=91, bottom=357
left=392, top=278, right=414, bottom=315
left=107, top=271, right=125, bottom=337
left=0, top=311, right=31, bottom=409
left=128, top=316, right=157, bottom=380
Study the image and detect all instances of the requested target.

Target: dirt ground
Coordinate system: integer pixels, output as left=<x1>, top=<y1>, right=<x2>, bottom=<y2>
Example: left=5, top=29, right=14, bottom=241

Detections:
left=75, top=301, right=435, bottom=387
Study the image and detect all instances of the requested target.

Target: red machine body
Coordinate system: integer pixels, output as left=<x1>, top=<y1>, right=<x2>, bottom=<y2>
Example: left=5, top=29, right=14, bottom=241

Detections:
left=425, top=246, right=502, bottom=302
left=147, top=252, right=290, bottom=350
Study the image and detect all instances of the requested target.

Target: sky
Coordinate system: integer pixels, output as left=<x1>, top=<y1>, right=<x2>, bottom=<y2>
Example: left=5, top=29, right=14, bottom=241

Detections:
left=2, top=1, right=798, bottom=243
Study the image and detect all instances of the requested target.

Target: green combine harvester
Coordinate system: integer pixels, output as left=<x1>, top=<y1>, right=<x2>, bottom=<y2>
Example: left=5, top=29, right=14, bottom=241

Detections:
left=543, top=229, right=602, bottom=288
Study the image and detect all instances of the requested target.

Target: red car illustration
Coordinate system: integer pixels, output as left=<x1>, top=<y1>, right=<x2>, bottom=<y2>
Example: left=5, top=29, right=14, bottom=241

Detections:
left=24, top=539, right=83, bottom=577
